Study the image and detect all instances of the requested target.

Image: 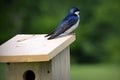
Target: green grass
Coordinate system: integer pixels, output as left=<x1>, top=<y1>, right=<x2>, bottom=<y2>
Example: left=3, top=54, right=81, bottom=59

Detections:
left=0, top=63, right=6, bottom=80
left=71, top=64, right=120, bottom=80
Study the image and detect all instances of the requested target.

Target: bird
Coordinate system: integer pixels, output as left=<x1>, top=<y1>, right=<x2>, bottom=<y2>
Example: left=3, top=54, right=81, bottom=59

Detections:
left=45, top=7, right=80, bottom=40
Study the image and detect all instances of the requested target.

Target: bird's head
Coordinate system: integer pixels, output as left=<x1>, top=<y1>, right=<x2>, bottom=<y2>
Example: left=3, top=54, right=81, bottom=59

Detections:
left=69, top=7, right=80, bottom=15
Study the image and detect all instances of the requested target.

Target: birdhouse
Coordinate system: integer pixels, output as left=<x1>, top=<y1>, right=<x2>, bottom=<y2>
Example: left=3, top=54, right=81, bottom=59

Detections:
left=0, top=34, right=75, bottom=80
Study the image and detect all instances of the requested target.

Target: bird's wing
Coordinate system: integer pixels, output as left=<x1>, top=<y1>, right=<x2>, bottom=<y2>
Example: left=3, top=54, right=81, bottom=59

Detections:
left=47, top=14, right=78, bottom=40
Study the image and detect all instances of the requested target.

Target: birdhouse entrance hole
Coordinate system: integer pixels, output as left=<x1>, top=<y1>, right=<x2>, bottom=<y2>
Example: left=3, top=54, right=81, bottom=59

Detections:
left=0, top=34, right=75, bottom=80
left=23, top=70, right=35, bottom=80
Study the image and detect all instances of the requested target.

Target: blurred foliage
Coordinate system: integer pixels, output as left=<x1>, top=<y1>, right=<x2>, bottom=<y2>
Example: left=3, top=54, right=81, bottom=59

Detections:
left=0, top=0, right=120, bottom=64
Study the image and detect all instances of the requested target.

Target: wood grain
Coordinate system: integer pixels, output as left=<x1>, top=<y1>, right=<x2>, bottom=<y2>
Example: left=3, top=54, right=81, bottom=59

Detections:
left=6, top=47, right=70, bottom=80
left=52, top=47, right=70, bottom=80
left=0, top=34, right=75, bottom=62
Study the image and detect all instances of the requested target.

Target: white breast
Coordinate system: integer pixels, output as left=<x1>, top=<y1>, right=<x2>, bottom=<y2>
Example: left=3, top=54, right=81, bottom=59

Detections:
left=63, top=12, right=80, bottom=35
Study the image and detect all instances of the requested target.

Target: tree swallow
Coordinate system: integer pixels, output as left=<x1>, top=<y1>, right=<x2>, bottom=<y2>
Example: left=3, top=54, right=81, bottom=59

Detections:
left=45, top=7, right=80, bottom=40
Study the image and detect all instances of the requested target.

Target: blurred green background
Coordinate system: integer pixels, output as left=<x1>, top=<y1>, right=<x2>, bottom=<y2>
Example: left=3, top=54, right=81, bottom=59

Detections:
left=0, top=0, right=120, bottom=80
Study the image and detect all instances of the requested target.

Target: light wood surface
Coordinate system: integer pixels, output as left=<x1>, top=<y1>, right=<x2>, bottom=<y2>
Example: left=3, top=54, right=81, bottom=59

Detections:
left=7, top=62, right=41, bottom=80
left=6, top=47, right=70, bottom=80
left=0, top=34, right=75, bottom=62
left=52, top=47, right=70, bottom=80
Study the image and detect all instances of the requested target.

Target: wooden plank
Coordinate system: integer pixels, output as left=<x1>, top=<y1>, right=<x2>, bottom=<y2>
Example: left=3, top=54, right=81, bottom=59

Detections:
left=6, top=62, right=52, bottom=80
left=0, top=34, right=75, bottom=62
left=6, top=47, right=70, bottom=80
left=52, top=47, right=70, bottom=80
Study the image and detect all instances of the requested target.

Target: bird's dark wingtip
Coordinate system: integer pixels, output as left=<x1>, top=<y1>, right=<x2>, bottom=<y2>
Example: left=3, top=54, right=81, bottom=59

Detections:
left=45, top=34, right=49, bottom=37
left=47, top=35, right=58, bottom=40
left=47, top=37, right=53, bottom=40
left=44, top=35, right=47, bottom=37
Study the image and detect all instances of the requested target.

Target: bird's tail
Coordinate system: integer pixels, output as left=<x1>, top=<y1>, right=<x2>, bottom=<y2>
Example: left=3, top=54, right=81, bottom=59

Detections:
left=45, top=30, right=55, bottom=37
left=47, top=32, right=60, bottom=40
left=45, top=34, right=49, bottom=37
left=47, top=35, right=56, bottom=40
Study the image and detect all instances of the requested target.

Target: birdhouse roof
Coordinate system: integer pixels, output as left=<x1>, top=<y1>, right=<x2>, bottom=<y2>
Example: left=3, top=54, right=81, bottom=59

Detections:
left=0, top=34, right=75, bottom=62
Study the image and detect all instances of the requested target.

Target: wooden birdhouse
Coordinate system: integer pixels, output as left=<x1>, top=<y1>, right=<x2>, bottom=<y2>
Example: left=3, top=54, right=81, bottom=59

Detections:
left=0, top=34, right=75, bottom=80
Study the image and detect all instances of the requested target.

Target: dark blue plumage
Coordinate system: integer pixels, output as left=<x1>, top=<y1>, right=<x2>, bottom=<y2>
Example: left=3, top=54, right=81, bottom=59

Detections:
left=45, top=7, right=80, bottom=40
